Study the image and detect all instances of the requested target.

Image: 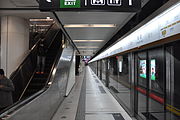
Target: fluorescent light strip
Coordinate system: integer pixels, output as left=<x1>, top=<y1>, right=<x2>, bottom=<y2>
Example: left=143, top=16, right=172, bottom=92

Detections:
left=73, top=40, right=104, bottom=42
left=30, top=25, right=50, bottom=27
left=29, top=19, right=53, bottom=22
left=46, top=17, right=51, bottom=19
left=129, top=0, right=132, bottom=5
left=78, top=46, right=99, bottom=49
left=64, top=24, right=116, bottom=28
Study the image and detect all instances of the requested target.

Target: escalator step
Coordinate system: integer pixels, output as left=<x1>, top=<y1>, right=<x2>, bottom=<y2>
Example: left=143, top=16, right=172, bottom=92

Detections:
left=26, top=89, right=39, bottom=94
left=32, top=78, right=47, bottom=82
left=34, top=73, right=49, bottom=77
left=28, top=84, right=44, bottom=89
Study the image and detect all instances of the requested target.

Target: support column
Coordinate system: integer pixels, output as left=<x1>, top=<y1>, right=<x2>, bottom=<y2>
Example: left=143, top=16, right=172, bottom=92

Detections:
left=1, top=16, right=29, bottom=77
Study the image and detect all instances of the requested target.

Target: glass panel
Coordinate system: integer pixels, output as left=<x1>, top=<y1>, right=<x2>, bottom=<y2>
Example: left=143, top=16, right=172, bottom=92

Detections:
left=109, top=57, right=118, bottom=92
left=136, top=52, right=148, bottom=119
left=171, top=43, right=180, bottom=120
left=102, top=60, right=106, bottom=84
left=89, top=61, right=97, bottom=74
left=148, top=48, right=165, bottom=120
left=98, top=61, right=101, bottom=78
left=106, top=55, right=132, bottom=113
left=165, top=43, right=180, bottom=120
left=116, top=55, right=131, bottom=110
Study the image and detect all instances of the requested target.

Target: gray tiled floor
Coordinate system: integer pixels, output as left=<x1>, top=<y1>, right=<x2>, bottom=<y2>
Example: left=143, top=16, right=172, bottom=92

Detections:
left=51, top=72, right=85, bottom=120
left=52, top=67, right=135, bottom=120
left=85, top=67, right=134, bottom=120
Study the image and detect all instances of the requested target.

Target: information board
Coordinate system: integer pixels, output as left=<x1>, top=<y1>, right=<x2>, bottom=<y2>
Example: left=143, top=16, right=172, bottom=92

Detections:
left=40, top=0, right=141, bottom=12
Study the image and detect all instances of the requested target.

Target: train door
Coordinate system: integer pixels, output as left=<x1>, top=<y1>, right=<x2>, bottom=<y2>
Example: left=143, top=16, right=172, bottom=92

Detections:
left=135, top=47, right=166, bottom=120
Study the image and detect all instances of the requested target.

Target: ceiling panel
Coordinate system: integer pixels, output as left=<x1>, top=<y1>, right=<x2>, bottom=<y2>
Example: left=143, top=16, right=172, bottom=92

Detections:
left=56, top=11, right=135, bottom=56
left=78, top=48, right=99, bottom=50
left=0, top=0, right=150, bottom=56
left=65, top=27, right=118, bottom=40
left=11, top=0, right=38, bottom=7
left=0, top=10, right=55, bottom=20
left=0, top=0, right=38, bottom=8
left=74, top=42, right=103, bottom=46
left=55, top=0, right=150, bottom=56
left=56, top=12, right=133, bottom=24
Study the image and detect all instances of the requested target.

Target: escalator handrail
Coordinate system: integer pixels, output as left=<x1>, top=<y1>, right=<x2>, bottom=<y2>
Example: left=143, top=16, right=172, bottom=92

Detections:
left=2, top=23, right=58, bottom=112
left=44, top=22, right=56, bottom=38
left=45, top=44, right=63, bottom=87
left=9, top=23, right=56, bottom=80
left=0, top=31, right=64, bottom=118
left=0, top=89, right=45, bottom=117
left=46, top=28, right=61, bottom=50
left=18, top=71, right=37, bottom=101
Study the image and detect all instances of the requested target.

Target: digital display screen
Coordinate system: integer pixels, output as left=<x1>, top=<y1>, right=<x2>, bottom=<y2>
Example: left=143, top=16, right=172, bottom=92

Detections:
left=139, top=60, right=146, bottom=79
left=151, top=59, right=156, bottom=80
left=139, top=59, right=156, bottom=80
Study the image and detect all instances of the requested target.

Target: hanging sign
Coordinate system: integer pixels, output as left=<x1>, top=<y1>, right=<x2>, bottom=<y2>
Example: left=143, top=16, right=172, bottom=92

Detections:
left=40, top=0, right=141, bottom=12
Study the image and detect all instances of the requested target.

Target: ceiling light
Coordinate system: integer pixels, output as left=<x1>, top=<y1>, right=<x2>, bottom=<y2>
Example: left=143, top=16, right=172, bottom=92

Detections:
left=64, top=24, right=116, bottom=28
left=73, top=40, right=104, bottom=42
left=30, top=25, right=50, bottom=27
left=78, top=46, right=99, bottom=49
left=29, top=18, right=53, bottom=22
left=46, top=17, right=51, bottom=19
left=62, top=44, right=65, bottom=48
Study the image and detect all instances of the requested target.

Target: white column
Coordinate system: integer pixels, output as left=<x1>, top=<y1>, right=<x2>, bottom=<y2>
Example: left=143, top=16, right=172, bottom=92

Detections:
left=1, top=16, right=29, bottom=77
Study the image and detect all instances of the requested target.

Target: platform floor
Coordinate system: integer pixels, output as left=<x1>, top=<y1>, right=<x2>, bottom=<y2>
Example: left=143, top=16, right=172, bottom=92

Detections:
left=86, top=66, right=134, bottom=120
left=52, top=66, right=135, bottom=120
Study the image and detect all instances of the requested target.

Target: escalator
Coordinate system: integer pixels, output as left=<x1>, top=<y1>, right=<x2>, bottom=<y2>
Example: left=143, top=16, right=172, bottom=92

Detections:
left=21, top=30, right=62, bottom=99
left=8, top=23, right=63, bottom=102
left=0, top=22, right=76, bottom=120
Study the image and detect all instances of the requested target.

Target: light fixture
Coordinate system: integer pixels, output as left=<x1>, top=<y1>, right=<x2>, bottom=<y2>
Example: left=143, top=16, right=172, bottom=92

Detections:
left=73, top=40, right=104, bottom=42
left=80, top=50, right=94, bottom=51
left=46, top=17, right=51, bottom=19
left=62, top=44, right=65, bottom=48
left=64, top=24, right=116, bottom=28
left=29, top=18, right=53, bottom=22
left=30, top=24, right=50, bottom=27
left=78, top=46, right=99, bottom=49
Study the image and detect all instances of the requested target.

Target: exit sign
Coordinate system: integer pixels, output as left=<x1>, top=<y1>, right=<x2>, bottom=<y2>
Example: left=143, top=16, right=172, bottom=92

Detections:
left=60, top=0, right=81, bottom=8
left=40, top=0, right=141, bottom=12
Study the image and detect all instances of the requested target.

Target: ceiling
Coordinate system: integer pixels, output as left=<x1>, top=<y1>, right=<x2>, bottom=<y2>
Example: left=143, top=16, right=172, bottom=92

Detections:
left=55, top=12, right=134, bottom=56
left=0, top=0, right=54, bottom=19
left=0, top=0, right=150, bottom=56
left=0, top=0, right=38, bottom=8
